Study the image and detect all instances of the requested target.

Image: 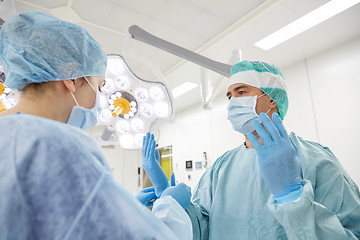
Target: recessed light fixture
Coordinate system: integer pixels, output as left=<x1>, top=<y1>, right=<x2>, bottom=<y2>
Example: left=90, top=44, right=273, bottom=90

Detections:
left=255, top=0, right=360, bottom=50
left=172, top=82, right=198, bottom=98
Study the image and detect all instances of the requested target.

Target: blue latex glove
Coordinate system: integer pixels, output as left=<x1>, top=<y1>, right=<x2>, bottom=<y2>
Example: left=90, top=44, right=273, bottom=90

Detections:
left=142, top=132, right=170, bottom=197
left=135, top=186, right=157, bottom=207
left=161, top=183, right=192, bottom=209
left=170, top=173, right=176, bottom=186
left=248, top=112, right=303, bottom=204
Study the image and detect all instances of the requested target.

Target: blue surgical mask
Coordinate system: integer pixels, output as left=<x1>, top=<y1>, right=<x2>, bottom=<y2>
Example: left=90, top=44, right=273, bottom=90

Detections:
left=67, top=77, right=101, bottom=130
left=227, top=94, right=269, bottom=135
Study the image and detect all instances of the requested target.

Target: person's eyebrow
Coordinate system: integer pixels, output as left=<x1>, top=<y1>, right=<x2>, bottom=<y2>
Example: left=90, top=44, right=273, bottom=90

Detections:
left=226, top=85, right=249, bottom=98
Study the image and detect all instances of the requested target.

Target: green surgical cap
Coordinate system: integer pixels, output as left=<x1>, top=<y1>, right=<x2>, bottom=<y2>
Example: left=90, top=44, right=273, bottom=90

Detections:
left=0, top=11, right=107, bottom=90
left=228, top=60, right=288, bottom=120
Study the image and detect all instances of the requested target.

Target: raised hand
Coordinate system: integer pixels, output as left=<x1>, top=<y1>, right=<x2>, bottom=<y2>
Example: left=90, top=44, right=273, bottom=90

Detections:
left=142, top=132, right=169, bottom=197
left=248, top=112, right=303, bottom=203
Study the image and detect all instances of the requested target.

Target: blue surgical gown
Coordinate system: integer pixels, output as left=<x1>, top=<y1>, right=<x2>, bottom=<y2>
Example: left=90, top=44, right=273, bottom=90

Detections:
left=186, top=133, right=360, bottom=239
left=0, top=114, right=192, bottom=240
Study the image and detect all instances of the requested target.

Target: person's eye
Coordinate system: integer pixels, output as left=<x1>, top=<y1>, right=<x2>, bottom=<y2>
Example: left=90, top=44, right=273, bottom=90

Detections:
left=238, top=91, right=245, bottom=95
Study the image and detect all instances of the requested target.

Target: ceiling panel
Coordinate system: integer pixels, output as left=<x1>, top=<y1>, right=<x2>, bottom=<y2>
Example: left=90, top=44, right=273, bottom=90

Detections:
left=73, top=0, right=117, bottom=26
left=154, top=0, right=204, bottom=30
left=185, top=11, right=230, bottom=39
left=315, top=4, right=360, bottom=43
left=22, top=0, right=67, bottom=9
left=184, top=0, right=217, bottom=11
left=145, top=19, right=205, bottom=51
left=104, top=6, right=151, bottom=33
left=108, top=0, right=167, bottom=17
left=15, top=1, right=49, bottom=13
left=280, top=0, right=330, bottom=15
left=207, top=0, right=265, bottom=22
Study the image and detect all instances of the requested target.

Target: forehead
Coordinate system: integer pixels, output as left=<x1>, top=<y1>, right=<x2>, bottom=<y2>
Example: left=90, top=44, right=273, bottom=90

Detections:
left=90, top=76, right=105, bottom=84
left=227, top=83, right=258, bottom=92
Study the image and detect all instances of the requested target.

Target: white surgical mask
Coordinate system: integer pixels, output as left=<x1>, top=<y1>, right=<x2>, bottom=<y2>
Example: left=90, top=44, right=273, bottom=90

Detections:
left=227, top=94, right=270, bottom=135
left=67, top=77, right=101, bottom=130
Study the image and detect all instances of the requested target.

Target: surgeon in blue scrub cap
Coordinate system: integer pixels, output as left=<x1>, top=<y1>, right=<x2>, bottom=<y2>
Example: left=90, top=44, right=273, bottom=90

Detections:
left=141, top=61, right=360, bottom=239
left=0, top=11, right=192, bottom=240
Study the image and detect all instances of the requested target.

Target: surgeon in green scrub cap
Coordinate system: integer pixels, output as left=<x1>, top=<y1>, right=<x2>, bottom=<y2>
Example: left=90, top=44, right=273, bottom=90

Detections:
left=141, top=60, right=360, bottom=240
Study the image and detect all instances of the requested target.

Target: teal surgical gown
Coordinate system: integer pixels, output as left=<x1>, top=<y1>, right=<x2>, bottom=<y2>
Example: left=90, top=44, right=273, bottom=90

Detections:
left=186, top=133, right=360, bottom=239
left=0, top=114, right=192, bottom=240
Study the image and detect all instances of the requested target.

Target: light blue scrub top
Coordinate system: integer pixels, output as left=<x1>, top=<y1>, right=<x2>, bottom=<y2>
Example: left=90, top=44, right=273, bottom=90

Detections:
left=0, top=114, right=187, bottom=240
left=186, top=133, right=360, bottom=240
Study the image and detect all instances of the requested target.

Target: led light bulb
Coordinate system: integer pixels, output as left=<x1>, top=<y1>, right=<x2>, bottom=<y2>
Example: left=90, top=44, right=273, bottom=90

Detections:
left=134, top=88, right=149, bottom=102
left=4, top=87, right=11, bottom=94
left=120, top=134, right=135, bottom=149
left=116, top=119, right=130, bottom=133
left=150, top=86, right=165, bottom=101
left=135, top=133, right=145, bottom=147
left=102, top=78, right=115, bottom=92
left=140, top=103, right=153, bottom=118
left=99, top=95, right=108, bottom=108
left=131, top=118, right=144, bottom=132
left=115, top=76, right=130, bottom=90
left=3, top=98, right=16, bottom=109
left=154, top=102, right=170, bottom=117
left=99, top=109, right=112, bottom=123
left=115, top=92, right=122, bottom=98
left=107, top=59, right=125, bottom=74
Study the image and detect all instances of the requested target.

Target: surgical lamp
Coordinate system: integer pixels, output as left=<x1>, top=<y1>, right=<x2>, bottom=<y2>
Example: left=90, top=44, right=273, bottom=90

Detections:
left=0, top=66, right=19, bottom=112
left=97, top=54, right=173, bottom=150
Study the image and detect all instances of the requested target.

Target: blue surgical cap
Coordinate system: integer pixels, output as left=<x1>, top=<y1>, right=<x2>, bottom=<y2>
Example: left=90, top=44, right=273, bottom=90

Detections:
left=0, top=11, right=107, bottom=90
left=228, top=61, right=289, bottom=120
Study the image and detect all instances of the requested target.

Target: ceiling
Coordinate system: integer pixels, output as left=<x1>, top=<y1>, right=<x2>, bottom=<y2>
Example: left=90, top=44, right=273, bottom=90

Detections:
left=11, top=0, right=360, bottom=113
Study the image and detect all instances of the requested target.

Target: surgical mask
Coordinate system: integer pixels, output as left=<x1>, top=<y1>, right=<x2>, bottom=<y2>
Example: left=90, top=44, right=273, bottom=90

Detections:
left=227, top=94, right=270, bottom=135
left=67, top=77, right=101, bottom=130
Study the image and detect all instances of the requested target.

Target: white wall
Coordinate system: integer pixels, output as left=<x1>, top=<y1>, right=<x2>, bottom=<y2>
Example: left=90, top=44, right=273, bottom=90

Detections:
left=101, top=146, right=142, bottom=196
left=284, top=36, right=360, bottom=186
left=102, top=36, right=360, bottom=194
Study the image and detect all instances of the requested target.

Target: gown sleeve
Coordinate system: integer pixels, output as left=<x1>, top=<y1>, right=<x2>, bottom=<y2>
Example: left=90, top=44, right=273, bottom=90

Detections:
left=268, top=141, right=360, bottom=240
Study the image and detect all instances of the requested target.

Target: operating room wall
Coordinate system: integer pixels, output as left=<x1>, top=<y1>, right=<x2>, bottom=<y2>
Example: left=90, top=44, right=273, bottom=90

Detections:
left=154, top=36, right=360, bottom=191
left=100, top=146, right=142, bottom=196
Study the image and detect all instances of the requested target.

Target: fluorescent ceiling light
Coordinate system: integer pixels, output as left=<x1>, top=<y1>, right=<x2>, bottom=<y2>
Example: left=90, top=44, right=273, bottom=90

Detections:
left=172, top=82, right=198, bottom=98
left=255, top=0, right=360, bottom=50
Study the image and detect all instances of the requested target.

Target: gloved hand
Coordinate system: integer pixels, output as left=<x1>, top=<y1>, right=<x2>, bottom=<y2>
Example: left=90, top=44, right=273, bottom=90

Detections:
left=135, top=186, right=157, bottom=207
left=170, top=173, right=176, bottom=186
left=142, top=132, right=169, bottom=197
left=248, top=112, right=303, bottom=204
left=161, top=182, right=192, bottom=209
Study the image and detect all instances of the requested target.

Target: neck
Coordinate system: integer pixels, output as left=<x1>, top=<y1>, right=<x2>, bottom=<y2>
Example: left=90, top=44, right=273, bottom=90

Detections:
left=1, top=87, right=73, bottom=123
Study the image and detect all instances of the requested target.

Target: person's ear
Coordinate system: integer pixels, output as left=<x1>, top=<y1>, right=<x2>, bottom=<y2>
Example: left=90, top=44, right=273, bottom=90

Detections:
left=62, top=79, right=76, bottom=93
left=269, top=99, right=277, bottom=109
